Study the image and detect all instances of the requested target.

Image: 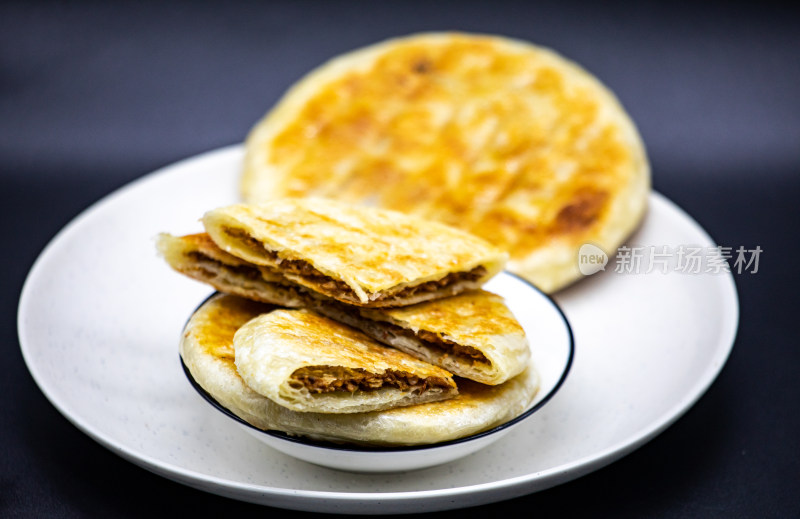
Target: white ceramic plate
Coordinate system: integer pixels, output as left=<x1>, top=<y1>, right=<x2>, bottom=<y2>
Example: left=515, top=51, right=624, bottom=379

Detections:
left=18, top=146, right=738, bottom=514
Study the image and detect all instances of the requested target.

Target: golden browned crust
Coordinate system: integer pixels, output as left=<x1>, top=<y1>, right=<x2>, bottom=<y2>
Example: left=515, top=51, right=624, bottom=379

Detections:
left=233, top=309, right=459, bottom=413
left=241, top=32, right=650, bottom=292
left=324, top=290, right=531, bottom=385
left=202, top=198, right=507, bottom=305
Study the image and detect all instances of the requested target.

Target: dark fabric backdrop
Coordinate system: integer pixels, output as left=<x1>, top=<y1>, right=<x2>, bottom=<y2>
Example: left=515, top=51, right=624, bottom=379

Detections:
left=2, top=1, right=798, bottom=516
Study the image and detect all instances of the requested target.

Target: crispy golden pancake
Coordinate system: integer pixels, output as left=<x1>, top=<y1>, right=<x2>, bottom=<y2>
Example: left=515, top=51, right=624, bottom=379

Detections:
left=241, top=32, right=650, bottom=292
left=233, top=309, right=458, bottom=414
left=180, top=293, right=540, bottom=446
left=202, top=198, right=507, bottom=306
left=319, top=290, right=531, bottom=386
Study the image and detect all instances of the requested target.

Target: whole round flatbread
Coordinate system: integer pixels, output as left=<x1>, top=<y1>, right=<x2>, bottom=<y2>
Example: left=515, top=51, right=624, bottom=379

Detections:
left=241, top=32, right=650, bottom=293
left=180, top=293, right=540, bottom=446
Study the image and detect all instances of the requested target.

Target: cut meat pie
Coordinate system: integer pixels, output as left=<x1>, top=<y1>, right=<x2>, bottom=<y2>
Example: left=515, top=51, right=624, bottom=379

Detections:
left=180, top=293, right=540, bottom=446
left=157, top=233, right=529, bottom=384
left=156, top=232, right=310, bottom=307
left=202, top=198, right=506, bottom=307
left=233, top=309, right=458, bottom=413
left=316, top=291, right=530, bottom=385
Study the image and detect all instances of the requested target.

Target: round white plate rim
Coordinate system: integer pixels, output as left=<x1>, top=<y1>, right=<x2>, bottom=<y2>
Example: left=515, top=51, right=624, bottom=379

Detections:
left=17, top=145, right=739, bottom=509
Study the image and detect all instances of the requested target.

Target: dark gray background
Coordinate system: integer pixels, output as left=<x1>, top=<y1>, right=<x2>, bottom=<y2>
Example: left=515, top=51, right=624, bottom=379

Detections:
left=3, top=1, right=798, bottom=516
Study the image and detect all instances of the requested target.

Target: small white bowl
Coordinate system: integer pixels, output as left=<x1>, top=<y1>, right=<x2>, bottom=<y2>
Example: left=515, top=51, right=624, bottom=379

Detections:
left=183, top=273, right=574, bottom=472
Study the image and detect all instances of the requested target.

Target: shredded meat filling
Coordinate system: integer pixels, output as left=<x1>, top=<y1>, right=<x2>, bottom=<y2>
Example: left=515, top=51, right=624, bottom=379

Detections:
left=383, top=322, right=489, bottom=364
left=289, top=366, right=452, bottom=394
left=185, top=251, right=263, bottom=281
left=416, top=329, right=488, bottom=363
left=385, top=267, right=487, bottom=301
left=222, top=226, right=487, bottom=302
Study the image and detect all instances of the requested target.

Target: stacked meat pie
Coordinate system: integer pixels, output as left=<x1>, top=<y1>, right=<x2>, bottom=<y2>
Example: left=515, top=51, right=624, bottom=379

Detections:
left=159, top=198, right=539, bottom=446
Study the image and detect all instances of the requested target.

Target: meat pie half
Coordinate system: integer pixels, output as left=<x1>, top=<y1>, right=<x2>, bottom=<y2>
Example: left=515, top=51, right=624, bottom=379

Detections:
left=156, top=232, right=310, bottom=308
left=201, top=198, right=507, bottom=307
left=316, top=291, right=531, bottom=386
left=233, top=309, right=458, bottom=414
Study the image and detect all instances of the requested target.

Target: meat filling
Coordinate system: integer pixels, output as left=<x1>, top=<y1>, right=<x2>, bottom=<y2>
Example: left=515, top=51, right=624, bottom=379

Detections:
left=185, top=251, right=263, bottom=281
left=386, top=267, right=487, bottom=301
left=384, top=322, right=489, bottom=364
left=314, top=297, right=491, bottom=366
left=416, top=329, right=488, bottom=363
left=289, top=366, right=452, bottom=394
left=222, top=226, right=487, bottom=301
